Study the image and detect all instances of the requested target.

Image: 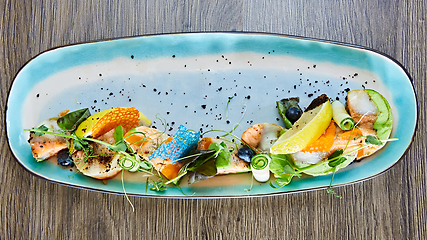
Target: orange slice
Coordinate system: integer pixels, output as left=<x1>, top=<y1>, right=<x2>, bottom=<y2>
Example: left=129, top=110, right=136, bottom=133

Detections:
left=91, top=107, right=140, bottom=138
left=75, top=107, right=144, bottom=138
left=301, top=120, right=336, bottom=153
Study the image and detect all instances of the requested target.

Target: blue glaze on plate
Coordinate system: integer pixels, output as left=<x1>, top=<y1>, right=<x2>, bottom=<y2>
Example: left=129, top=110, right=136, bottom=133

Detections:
left=6, top=33, right=417, bottom=198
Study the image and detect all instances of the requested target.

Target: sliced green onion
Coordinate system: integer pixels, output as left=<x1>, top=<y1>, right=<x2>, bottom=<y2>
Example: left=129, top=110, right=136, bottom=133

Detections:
left=250, top=153, right=271, bottom=182
left=119, top=157, right=137, bottom=171
left=332, top=100, right=355, bottom=131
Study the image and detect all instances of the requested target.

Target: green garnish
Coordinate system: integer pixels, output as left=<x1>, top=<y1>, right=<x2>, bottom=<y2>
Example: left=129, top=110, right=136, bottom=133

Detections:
left=33, top=125, right=48, bottom=136
left=57, top=108, right=91, bottom=131
left=251, top=153, right=270, bottom=170
left=269, top=154, right=300, bottom=188
left=149, top=179, right=167, bottom=192
left=365, top=135, right=383, bottom=145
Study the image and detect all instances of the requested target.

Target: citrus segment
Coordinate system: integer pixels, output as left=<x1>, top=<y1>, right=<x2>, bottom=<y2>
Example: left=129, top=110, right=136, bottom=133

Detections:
left=270, top=98, right=333, bottom=154
left=91, top=107, right=140, bottom=138
left=75, top=109, right=113, bottom=137
left=75, top=107, right=150, bottom=138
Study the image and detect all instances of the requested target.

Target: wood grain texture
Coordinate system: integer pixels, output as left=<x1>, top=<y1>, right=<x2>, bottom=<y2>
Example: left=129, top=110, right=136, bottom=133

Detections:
left=1, top=0, right=426, bottom=239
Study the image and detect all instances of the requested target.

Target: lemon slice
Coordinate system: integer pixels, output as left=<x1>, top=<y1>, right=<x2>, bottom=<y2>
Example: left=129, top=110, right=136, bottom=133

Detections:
left=75, top=107, right=152, bottom=138
left=270, top=99, right=333, bottom=154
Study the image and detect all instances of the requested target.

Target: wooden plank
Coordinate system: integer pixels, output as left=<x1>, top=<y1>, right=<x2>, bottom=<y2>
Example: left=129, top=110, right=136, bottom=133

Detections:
left=0, top=0, right=425, bottom=239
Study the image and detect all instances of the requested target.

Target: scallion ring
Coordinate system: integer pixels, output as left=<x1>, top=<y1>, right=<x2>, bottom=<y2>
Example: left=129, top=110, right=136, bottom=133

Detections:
left=119, top=157, right=137, bottom=171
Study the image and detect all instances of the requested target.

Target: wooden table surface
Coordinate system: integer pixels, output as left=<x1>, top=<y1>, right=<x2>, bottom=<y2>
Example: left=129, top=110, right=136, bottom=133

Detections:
left=1, top=0, right=425, bottom=239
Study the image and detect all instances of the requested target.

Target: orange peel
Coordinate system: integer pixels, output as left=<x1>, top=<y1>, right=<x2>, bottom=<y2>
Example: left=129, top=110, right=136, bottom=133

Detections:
left=91, top=107, right=140, bottom=138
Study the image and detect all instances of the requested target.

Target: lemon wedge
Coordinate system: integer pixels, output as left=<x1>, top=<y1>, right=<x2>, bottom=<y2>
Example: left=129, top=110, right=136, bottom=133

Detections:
left=75, top=107, right=152, bottom=138
left=270, top=98, right=333, bottom=154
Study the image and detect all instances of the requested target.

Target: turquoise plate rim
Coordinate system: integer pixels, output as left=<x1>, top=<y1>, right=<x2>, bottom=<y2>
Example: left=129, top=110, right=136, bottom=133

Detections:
left=5, top=32, right=418, bottom=199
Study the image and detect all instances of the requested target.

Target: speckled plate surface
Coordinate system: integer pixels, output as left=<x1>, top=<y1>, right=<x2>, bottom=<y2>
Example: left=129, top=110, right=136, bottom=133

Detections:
left=6, top=33, right=417, bottom=198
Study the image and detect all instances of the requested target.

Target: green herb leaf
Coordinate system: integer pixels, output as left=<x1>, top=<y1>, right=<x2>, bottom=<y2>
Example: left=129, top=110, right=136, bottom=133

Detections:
left=327, top=149, right=346, bottom=168
left=57, top=108, right=90, bottom=132
left=139, top=161, right=152, bottom=171
left=149, top=180, right=167, bottom=192
left=188, top=157, right=217, bottom=177
left=72, top=135, right=90, bottom=151
left=113, top=125, right=124, bottom=142
left=328, top=157, right=347, bottom=167
left=33, top=125, right=48, bottom=136
left=169, top=149, right=217, bottom=185
left=108, top=125, right=127, bottom=152
left=365, top=135, right=383, bottom=145
left=269, top=154, right=300, bottom=188
left=208, top=142, right=232, bottom=170
left=276, top=97, right=301, bottom=129
left=328, top=149, right=344, bottom=160
left=327, top=187, right=342, bottom=199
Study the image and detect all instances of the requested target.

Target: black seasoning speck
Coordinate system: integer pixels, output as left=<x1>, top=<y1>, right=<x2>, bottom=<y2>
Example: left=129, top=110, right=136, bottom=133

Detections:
left=354, top=73, right=358, bottom=76
left=94, top=100, right=97, bottom=103
left=201, top=105, right=207, bottom=109
left=172, top=55, right=176, bottom=58
left=245, top=95, right=251, bottom=99
left=167, top=112, right=170, bottom=115
left=226, top=120, right=230, bottom=124
left=313, top=65, right=316, bottom=68
left=153, top=88, right=157, bottom=92
left=109, top=92, right=113, bottom=96
left=36, top=94, right=40, bottom=98
left=131, top=55, right=134, bottom=59
left=294, top=85, right=297, bottom=89
left=344, top=88, right=350, bottom=92
left=99, top=73, right=102, bottom=76
left=308, top=93, right=313, bottom=97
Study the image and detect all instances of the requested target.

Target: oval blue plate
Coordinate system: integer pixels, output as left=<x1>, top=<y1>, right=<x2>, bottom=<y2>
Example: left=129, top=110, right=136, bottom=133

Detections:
left=6, top=33, right=417, bottom=198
